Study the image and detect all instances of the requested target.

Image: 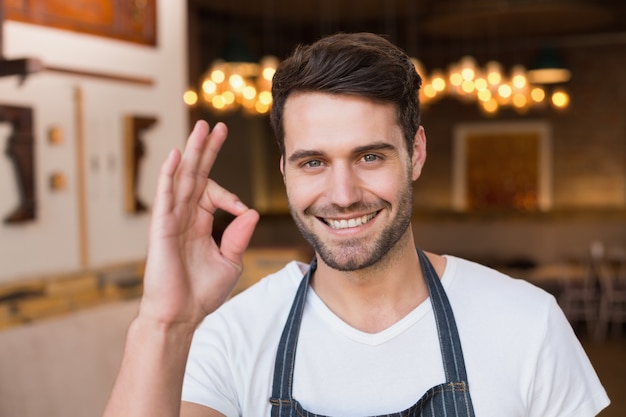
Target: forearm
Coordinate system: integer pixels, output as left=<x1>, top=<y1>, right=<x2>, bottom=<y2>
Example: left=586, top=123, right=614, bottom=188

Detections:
left=103, top=315, right=196, bottom=417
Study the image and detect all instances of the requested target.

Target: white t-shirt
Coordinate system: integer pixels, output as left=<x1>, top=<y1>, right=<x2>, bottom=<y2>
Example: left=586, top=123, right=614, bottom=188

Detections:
left=182, top=255, right=610, bottom=416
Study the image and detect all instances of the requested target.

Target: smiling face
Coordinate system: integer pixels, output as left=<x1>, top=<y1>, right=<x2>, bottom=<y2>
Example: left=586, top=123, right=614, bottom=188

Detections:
left=281, top=93, right=426, bottom=272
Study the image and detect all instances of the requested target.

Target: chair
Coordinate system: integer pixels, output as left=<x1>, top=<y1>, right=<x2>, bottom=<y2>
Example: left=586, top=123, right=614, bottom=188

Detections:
left=597, top=256, right=626, bottom=339
left=558, top=259, right=601, bottom=338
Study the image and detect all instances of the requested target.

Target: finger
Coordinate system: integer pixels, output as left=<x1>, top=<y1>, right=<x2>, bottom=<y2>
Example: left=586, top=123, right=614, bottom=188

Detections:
left=192, top=179, right=247, bottom=235
left=174, top=120, right=211, bottom=204
left=180, top=121, right=229, bottom=205
left=220, top=208, right=260, bottom=267
left=153, top=149, right=182, bottom=218
left=196, top=122, right=228, bottom=182
left=197, top=179, right=250, bottom=218
left=188, top=179, right=250, bottom=237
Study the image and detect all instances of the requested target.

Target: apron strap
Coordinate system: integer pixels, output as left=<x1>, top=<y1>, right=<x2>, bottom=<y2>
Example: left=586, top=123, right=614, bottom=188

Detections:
left=270, top=257, right=315, bottom=401
left=417, top=249, right=470, bottom=382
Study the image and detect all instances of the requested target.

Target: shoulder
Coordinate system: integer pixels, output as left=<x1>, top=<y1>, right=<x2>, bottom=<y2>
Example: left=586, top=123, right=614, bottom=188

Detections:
left=443, top=255, right=553, bottom=306
left=441, top=254, right=560, bottom=348
left=440, top=256, right=611, bottom=415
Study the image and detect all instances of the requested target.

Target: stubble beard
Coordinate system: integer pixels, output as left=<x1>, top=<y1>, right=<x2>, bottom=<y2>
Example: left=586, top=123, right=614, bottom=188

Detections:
left=289, top=181, right=414, bottom=272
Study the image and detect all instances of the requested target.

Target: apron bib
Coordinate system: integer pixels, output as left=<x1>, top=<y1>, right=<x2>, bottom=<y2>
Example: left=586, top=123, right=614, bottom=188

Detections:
left=269, top=249, right=476, bottom=417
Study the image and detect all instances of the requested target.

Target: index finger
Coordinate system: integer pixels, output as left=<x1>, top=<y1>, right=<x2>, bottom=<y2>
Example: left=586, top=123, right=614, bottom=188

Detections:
left=197, top=121, right=228, bottom=181
left=175, top=121, right=227, bottom=204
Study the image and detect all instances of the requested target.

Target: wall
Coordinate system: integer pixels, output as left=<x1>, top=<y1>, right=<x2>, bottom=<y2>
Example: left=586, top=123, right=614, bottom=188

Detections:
left=0, top=299, right=139, bottom=417
left=0, top=0, right=188, bottom=284
left=409, top=41, right=626, bottom=264
left=416, top=43, right=626, bottom=212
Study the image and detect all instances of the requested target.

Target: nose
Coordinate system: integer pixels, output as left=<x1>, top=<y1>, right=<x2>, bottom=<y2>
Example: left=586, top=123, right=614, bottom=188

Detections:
left=327, top=164, right=362, bottom=208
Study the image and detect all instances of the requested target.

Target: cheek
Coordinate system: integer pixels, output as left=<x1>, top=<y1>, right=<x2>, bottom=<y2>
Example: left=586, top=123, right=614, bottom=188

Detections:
left=358, top=169, right=405, bottom=199
left=284, top=175, right=319, bottom=209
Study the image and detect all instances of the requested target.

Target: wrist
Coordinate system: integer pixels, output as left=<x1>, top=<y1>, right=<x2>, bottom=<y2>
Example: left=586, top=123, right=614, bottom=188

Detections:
left=136, top=297, right=206, bottom=332
left=130, top=310, right=198, bottom=343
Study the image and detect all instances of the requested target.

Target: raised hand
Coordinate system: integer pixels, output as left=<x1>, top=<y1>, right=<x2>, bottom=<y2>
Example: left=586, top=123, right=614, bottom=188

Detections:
left=139, top=120, right=260, bottom=327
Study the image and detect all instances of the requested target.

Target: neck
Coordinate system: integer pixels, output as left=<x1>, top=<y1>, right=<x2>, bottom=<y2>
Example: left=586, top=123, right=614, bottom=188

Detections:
left=311, top=231, right=441, bottom=333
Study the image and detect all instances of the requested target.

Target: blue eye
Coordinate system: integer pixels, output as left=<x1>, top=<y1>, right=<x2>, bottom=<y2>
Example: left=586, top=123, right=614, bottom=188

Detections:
left=363, top=154, right=379, bottom=162
left=305, top=160, right=322, bottom=168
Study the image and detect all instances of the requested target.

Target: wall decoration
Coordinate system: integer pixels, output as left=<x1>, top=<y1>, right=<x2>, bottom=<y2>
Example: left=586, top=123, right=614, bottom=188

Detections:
left=4, top=0, right=157, bottom=46
left=49, top=172, right=66, bottom=191
left=124, top=115, right=156, bottom=214
left=0, top=3, right=155, bottom=86
left=47, top=125, right=63, bottom=145
left=1, top=104, right=36, bottom=224
left=73, top=87, right=88, bottom=267
left=452, top=121, right=552, bottom=212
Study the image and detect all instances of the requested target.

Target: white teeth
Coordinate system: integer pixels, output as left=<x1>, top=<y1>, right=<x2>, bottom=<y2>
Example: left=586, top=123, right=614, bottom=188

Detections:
left=326, top=213, right=376, bottom=229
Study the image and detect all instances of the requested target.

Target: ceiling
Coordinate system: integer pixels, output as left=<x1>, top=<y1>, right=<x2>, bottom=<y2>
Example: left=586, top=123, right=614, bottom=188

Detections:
left=190, top=0, right=626, bottom=41
left=188, top=0, right=626, bottom=77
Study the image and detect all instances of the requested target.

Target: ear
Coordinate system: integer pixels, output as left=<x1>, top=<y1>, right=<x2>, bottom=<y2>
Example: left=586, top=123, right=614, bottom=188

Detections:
left=279, top=155, right=285, bottom=178
left=411, top=126, right=427, bottom=181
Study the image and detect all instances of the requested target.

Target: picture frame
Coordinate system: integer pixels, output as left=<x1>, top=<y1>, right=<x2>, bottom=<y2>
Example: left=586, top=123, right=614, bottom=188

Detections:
left=452, top=120, right=553, bottom=212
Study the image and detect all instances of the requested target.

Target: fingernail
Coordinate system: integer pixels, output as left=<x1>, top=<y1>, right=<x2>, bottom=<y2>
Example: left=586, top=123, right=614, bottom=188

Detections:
left=235, top=201, right=248, bottom=211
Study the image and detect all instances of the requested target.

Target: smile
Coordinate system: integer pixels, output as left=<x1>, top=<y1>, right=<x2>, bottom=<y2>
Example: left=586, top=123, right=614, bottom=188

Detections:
left=323, top=212, right=378, bottom=230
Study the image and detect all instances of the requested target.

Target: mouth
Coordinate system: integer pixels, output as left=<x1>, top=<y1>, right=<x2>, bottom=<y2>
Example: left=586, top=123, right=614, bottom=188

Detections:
left=321, top=211, right=379, bottom=230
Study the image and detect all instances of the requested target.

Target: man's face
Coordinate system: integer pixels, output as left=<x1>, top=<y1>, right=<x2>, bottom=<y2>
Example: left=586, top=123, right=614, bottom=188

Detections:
left=281, top=93, right=426, bottom=271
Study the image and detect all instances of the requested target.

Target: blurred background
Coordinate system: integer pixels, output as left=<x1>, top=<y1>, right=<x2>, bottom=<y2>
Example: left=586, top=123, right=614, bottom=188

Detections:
left=187, top=0, right=626, bottom=255
left=0, top=1, right=624, bottom=416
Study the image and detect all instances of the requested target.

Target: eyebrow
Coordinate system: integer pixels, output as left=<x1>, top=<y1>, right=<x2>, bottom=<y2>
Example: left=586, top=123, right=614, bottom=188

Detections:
left=287, top=149, right=325, bottom=163
left=287, top=142, right=398, bottom=164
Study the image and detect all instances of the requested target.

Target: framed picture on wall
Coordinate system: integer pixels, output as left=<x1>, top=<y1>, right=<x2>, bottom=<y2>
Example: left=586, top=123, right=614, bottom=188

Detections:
left=5, top=0, right=157, bottom=46
left=452, top=120, right=553, bottom=212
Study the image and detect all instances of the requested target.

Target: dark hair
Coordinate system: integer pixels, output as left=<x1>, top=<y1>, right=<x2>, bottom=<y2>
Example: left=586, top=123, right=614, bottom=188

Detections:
left=270, top=32, right=422, bottom=156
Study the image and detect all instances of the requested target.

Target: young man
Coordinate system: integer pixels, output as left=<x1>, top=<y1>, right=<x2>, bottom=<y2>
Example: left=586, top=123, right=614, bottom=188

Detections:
left=103, top=33, right=609, bottom=417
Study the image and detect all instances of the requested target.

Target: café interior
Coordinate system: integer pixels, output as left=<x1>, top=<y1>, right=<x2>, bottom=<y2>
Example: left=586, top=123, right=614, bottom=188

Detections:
left=0, top=0, right=625, bottom=416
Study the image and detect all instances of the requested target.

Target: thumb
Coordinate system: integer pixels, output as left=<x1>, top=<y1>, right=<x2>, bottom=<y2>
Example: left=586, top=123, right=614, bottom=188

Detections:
left=220, top=209, right=260, bottom=267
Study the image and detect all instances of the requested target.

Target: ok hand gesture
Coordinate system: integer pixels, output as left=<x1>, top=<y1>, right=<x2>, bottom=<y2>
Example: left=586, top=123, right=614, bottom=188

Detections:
left=139, top=120, right=260, bottom=327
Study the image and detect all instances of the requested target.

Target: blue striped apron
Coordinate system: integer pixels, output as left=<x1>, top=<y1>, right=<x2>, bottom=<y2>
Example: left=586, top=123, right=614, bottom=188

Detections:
left=270, top=249, right=476, bottom=417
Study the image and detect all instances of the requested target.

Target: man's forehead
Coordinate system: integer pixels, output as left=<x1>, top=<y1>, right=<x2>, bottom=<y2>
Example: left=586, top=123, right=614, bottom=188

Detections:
left=282, top=95, right=404, bottom=155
